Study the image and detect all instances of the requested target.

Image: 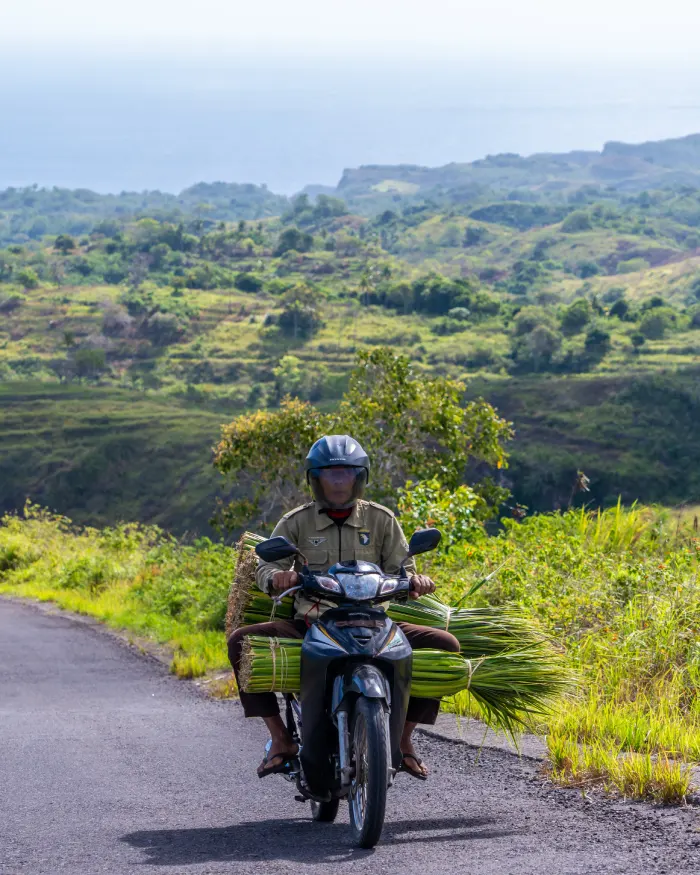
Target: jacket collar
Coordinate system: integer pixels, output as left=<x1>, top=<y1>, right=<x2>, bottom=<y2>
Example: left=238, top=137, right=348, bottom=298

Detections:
left=314, top=500, right=365, bottom=530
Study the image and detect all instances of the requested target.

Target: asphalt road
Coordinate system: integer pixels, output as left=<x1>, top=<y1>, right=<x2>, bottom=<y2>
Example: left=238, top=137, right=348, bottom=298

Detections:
left=1, top=599, right=699, bottom=875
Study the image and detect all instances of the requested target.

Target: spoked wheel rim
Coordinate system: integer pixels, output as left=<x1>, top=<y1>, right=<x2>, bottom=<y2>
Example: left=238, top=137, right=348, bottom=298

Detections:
left=349, top=712, right=368, bottom=830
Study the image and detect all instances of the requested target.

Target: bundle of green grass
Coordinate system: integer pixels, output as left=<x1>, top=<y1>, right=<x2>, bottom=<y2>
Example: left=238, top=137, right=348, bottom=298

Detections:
left=227, top=534, right=574, bottom=732
left=240, top=636, right=572, bottom=734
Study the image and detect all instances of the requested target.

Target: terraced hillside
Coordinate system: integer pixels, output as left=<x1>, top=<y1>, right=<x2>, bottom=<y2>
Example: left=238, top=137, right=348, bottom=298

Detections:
left=2, top=135, right=700, bottom=530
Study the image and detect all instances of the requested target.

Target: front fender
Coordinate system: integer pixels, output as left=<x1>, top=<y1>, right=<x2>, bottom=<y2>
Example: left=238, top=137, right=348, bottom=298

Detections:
left=332, top=664, right=391, bottom=714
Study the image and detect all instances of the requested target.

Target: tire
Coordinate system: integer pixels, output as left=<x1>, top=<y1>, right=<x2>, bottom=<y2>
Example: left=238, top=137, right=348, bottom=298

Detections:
left=310, top=798, right=340, bottom=822
left=348, top=696, right=390, bottom=849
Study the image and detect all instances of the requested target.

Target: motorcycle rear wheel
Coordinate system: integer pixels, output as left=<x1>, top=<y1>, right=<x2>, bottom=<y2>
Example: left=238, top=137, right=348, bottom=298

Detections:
left=310, top=798, right=340, bottom=822
left=348, top=696, right=390, bottom=849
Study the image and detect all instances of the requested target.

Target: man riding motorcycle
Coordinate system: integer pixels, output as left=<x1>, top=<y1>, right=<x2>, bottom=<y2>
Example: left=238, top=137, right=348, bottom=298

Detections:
left=227, top=434, right=460, bottom=781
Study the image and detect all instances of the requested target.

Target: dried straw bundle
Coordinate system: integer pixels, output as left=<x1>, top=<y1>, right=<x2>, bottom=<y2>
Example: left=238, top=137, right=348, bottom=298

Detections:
left=224, top=531, right=292, bottom=638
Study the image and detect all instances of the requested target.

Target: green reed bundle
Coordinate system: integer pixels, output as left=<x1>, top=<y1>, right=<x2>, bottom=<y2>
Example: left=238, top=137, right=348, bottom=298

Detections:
left=239, top=636, right=573, bottom=732
left=457, top=647, right=576, bottom=735
left=239, top=635, right=302, bottom=694
left=224, top=532, right=292, bottom=638
left=389, top=593, right=554, bottom=660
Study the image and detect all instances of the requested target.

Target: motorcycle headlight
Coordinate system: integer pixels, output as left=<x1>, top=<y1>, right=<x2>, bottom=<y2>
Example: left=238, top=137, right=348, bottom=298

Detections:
left=316, top=576, right=342, bottom=594
left=336, top=573, right=382, bottom=600
left=378, top=577, right=400, bottom=596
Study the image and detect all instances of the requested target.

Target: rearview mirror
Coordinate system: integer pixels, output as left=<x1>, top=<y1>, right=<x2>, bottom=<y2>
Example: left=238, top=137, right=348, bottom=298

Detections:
left=255, top=536, right=299, bottom=563
left=407, top=528, right=442, bottom=556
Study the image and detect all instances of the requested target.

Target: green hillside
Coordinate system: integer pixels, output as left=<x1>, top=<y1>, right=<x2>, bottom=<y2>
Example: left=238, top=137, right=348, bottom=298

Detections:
left=2, top=133, right=700, bottom=531
left=0, top=384, right=223, bottom=534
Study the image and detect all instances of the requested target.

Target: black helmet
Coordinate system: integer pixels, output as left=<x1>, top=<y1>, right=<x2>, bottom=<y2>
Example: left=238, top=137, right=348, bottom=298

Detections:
left=305, top=435, right=370, bottom=508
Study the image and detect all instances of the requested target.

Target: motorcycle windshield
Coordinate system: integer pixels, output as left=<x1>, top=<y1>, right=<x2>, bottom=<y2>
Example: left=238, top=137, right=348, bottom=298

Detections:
left=335, top=573, right=382, bottom=601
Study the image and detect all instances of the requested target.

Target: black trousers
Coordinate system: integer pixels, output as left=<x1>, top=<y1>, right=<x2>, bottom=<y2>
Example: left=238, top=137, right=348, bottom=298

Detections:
left=227, top=618, right=460, bottom=725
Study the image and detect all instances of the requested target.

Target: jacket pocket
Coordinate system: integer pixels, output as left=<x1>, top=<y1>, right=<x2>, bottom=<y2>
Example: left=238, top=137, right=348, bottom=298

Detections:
left=304, top=548, right=329, bottom=570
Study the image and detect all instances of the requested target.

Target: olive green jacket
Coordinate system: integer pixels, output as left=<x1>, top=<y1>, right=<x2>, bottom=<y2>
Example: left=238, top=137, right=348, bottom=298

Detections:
left=256, top=499, right=417, bottom=621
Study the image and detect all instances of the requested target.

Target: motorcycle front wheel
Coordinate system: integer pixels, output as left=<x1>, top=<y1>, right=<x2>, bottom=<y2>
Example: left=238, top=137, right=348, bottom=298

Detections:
left=348, top=695, right=390, bottom=848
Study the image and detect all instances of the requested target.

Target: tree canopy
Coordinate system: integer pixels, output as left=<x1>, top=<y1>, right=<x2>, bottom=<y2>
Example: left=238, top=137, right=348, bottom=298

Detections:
left=212, top=348, right=512, bottom=529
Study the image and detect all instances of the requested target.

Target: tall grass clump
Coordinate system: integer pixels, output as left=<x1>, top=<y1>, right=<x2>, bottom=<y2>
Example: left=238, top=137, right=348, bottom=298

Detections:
left=425, top=501, right=700, bottom=798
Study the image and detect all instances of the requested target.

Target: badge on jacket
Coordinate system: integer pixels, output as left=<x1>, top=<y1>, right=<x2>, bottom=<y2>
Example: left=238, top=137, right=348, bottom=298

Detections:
left=307, top=537, right=327, bottom=547
left=358, top=531, right=371, bottom=546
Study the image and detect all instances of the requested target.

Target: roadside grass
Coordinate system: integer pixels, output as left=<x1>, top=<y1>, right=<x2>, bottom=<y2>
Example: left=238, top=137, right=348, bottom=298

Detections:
left=547, top=735, right=693, bottom=804
left=0, top=504, right=233, bottom=677
left=428, top=501, right=700, bottom=802
left=1, top=500, right=698, bottom=803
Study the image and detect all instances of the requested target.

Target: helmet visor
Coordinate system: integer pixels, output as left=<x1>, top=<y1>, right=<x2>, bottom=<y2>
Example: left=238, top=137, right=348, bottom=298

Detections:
left=309, top=466, right=367, bottom=509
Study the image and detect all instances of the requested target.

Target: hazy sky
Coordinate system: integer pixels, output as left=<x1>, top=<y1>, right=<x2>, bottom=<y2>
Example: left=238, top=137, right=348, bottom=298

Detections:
left=2, top=0, right=700, bottom=193
left=2, top=0, right=699, bottom=59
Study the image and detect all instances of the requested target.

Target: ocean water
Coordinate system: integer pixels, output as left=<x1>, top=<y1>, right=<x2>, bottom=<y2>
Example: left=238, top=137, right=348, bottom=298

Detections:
left=2, top=52, right=700, bottom=194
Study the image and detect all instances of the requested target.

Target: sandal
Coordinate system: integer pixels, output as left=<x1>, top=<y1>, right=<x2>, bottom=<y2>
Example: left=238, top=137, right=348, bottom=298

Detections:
left=399, top=752, right=428, bottom=781
left=257, top=750, right=298, bottom=779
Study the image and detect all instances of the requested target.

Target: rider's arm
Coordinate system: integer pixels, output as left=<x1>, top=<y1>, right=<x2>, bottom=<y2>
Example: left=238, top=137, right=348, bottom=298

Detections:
left=255, top=516, right=298, bottom=595
left=380, top=514, right=417, bottom=578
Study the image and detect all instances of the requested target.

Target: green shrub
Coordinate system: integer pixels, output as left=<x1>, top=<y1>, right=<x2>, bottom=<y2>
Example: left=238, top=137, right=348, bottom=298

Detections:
left=561, top=210, right=592, bottom=233
left=57, top=555, right=118, bottom=592
left=639, top=309, right=675, bottom=340
left=234, top=272, right=264, bottom=293
left=17, top=267, right=40, bottom=289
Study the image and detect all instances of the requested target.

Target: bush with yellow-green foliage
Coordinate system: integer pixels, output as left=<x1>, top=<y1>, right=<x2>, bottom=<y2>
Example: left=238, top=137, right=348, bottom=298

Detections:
left=0, top=503, right=236, bottom=677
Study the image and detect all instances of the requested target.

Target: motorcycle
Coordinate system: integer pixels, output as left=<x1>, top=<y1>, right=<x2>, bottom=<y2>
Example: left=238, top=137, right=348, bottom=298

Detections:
left=254, top=527, right=441, bottom=848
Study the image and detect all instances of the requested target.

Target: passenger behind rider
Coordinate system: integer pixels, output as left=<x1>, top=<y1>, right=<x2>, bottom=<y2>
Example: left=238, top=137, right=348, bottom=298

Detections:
left=227, top=434, right=460, bottom=780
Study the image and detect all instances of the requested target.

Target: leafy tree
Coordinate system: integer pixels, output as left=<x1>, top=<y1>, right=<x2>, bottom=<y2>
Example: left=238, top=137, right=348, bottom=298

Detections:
left=576, top=260, right=600, bottom=279
left=149, top=243, right=171, bottom=270
left=584, top=324, right=612, bottom=359
left=513, top=306, right=554, bottom=336
left=639, top=309, right=675, bottom=340
left=630, top=332, right=646, bottom=352
left=511, top=324, right=563, bottom=373
left=27, top=216, right=49, bottom=239
left=506, top=259, right=547, bottom=296
left=213, top=348, right=512, bottom=527
left=276, top=287, right=324, bottom=340
left=234, top=272, right=263, bottom=293
left=54, top=234, right=76, bottom=254
left=142, top=312, right=187, bottom=346
left=609, top=298, right=630, bottom=320
left=274, top=227, right=313, bottom=256
left=271, top=354, right=329, bottom=402
left=447, top=307, right=470, bottom=321
left=74, top=348, right=107, bottom=379
left=463, top=225, right=490, bottom=246
left=272, top=355, right=304, bottom=398
left=311, top=195, right=347, bottom=222
left=397, top=478, right=488, bottom=552
left=17, top=267, right=40, bottom=290
left=560, top=298, right=592, bottom=335
left=561, top=210, right=593, bottom=233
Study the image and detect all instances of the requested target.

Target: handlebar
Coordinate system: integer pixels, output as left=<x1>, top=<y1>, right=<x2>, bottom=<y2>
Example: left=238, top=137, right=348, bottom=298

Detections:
left=271, top=584, right=303, bottom=605
left=270, top=566, right=415, bottom=604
